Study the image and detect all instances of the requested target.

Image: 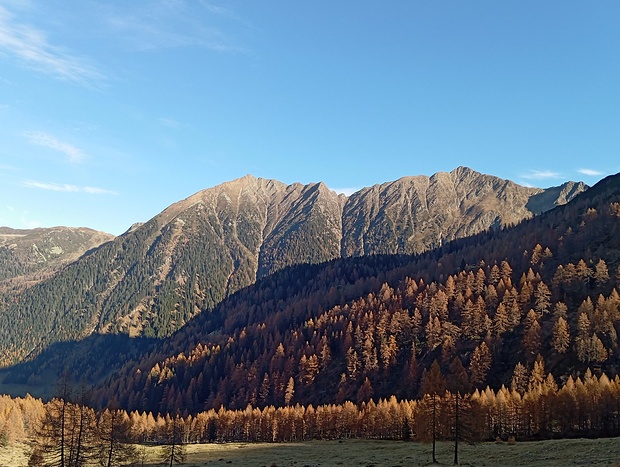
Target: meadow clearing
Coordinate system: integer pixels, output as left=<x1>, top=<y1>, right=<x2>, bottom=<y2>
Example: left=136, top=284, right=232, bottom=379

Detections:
left=2, top=437, right=620, bottom=467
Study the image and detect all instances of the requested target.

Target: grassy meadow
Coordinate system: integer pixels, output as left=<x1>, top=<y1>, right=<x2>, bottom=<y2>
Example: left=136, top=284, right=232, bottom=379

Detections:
left=2, top=437, right=620, bottom=466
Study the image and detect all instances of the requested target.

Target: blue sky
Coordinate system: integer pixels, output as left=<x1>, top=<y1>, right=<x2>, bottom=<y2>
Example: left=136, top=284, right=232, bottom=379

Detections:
left=1, top=1, right=619, bottom=235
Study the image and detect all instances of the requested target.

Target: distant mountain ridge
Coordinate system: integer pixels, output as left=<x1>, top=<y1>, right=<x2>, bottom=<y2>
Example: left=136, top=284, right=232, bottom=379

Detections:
left=0, top=226, right=114, bottom=294
left=0, top=167, right=587, bottom=366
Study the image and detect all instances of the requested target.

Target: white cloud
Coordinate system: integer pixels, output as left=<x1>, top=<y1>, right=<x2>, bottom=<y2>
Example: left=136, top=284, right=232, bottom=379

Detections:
left=103, top=1, right=247, bottom=53
left=521, top=170, right=562, bottom=180
left=199, top=1, right=232, bottom=16
left=23, top=131, right=87, bottom=163
left=158, top=117, right=181, bottom=129
left=23, top=180, right=117, bottom=195
left=578, top=168, right=603, bottom=177
left=0, top=5, right=104, bottom=84
left=332, top=187, right=361, bottom=197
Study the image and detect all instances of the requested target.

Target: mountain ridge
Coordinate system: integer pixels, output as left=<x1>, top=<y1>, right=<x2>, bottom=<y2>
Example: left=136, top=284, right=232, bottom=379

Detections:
left=0, top=226, right=114, bottom=295
left=0, top=167, right=587, bottom=367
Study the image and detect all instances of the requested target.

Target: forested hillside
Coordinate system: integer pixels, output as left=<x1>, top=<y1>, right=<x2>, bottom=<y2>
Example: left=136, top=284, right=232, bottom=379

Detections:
left=50, top=172, right=620, bottom=415
left=0, top=227, right=113, bottom=295
left=0, top=168, right=584, bottom=367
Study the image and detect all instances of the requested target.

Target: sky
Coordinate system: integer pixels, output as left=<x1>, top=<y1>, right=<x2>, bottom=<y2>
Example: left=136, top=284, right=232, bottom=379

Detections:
left=1, top=1, right=619, bottom=235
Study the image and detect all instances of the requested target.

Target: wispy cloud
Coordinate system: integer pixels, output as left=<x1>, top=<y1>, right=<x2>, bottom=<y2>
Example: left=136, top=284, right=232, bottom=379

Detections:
left=578, top=168, right=603, bottom=177
left=0, top=5, right=104, bottom=84
left=332, top=187, right=362, bottom=197
left=522, top=170, right=563, bottom=180
left=23, top=131, right=87, bottom=163
left=158, top=117, right=181, bottom=129
left=199, top=1, right=232, bottom=16
left=23, top=180, right=117, bottom=195
left=103, top=1, right=247, bottom=53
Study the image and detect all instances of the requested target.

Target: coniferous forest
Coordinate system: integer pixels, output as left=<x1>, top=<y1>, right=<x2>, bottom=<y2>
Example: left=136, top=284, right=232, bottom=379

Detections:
left=1, top=171, right=620, bottom=465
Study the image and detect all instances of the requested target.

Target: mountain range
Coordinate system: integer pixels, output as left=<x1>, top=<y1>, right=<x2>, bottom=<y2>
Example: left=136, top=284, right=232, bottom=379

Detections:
left=89, top=170, right=619, bottom=414
left=0, top=167, right=587, bottom=368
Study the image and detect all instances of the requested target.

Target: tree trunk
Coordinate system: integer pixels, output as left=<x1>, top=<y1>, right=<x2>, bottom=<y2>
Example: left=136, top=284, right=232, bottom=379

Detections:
left=454, top=392, right=459, bottom=465
left=432, top=393, right=438, bottom=463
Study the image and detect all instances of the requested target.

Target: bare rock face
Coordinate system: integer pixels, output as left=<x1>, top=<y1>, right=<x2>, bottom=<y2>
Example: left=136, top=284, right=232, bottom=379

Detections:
left=342, top=167, right=586, bottom=256
left=0, top=168, right=587, bottom=365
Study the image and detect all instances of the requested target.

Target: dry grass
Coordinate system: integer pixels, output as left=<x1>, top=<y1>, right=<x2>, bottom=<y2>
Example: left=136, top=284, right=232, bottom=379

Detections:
left=0, top=442, right=29, bottom=467
left=2, top=437, right=620, bottom=466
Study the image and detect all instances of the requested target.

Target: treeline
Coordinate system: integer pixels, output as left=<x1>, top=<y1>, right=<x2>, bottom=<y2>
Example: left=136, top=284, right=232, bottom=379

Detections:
left=2, top=369, right=620, bottom=457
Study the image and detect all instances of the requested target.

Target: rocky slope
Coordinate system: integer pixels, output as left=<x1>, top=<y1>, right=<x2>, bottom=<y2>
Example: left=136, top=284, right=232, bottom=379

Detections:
left=0, top=167, right=587, bottom=366
left=343, top=167, right=588, bottom=256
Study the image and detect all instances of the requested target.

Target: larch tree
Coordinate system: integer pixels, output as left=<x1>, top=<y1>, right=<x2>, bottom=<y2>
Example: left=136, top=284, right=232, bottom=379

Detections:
left=159, top=415, right=186, bottom=467
left=492, top=303, right=509, bottom=338
left=589, top=334, right=609, bottom=363
left=553, top=302, right=568, bottom=320
left=346, top=348, right=360, bottom=381
left=356, top=377, right=374, bottom=404
left=72, top=384, right=98, bottom=467
left=96, top=408, right=137, bottom=467
left=362, top=333, right=379, bottom=372
left=420, top=360, right=446, bottom=464
left=284, top=377, right=295, bottom=406
left=380, top=334, right=399, bottom=372
left=469, top=342, right=492, bottom=388
left=534, top=282, right=552, bottom=315
left=576, top=313, right=591, bottom=362
left=594, top=259, right=610, bottom=293
left=523, top=312, right=542, bottom=360
left=552, top=316, right=571, bottom=354
left=35, top=374, right=74, bottom=467
left=299, top=354, right=320, bottom=385
left=448, top=357, right=470, bottom=466
left=528, top=356, right=546, bottom=392
left=425, top=316, right=442, bottom=351
left=511, top=362, right=529, bottom=395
